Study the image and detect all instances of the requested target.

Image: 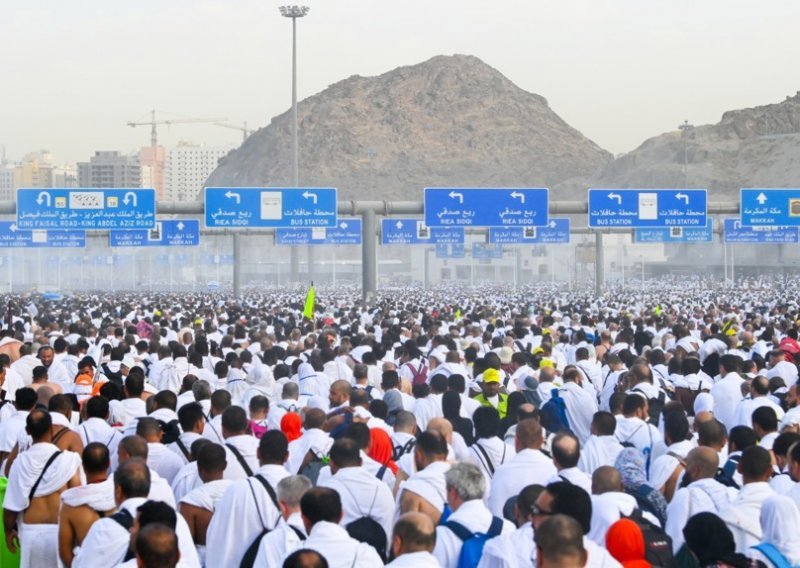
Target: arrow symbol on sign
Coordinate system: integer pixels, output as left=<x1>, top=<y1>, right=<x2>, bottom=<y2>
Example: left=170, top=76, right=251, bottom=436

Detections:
left=675, top=192, right=689, bottom=205
left=339, top=222, right=348, bottom=229
left=549, top=220, right=556, bottom=229
left=9, top=224, right=17, bottom=232
left=396, top=221, right=403, bottom=229
left=302, top=191, right=318, bottom=205
left=733, top=220, right=742, bottom=230
left=608, top=192, right=622, bottom=205
left=448, top=191, right=464, bottom=204
left=225, top=191, right=241, bottom=204
left=756, top=192, right=768, bottom=205
left=122, top=192, right=138, bottom=207
left=36, top=191, right=51, bottom=207
left=177, top=222, right=185, bottom=231
left=510, top=191, right=525, bottom=204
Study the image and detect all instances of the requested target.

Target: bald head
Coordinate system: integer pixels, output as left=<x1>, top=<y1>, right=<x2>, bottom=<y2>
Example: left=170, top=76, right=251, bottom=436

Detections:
left=303, top=408, right=326, bottom=430
left=685, top=446, right=719, bottom=480
left=392, top=512, right=436, bottom=556
left=427, top=417, right=453, bottom=443
left=515, top=418, right=543, bottom=451
left=694, top=411, right=715, bottom=427
left=118, top=435, right=148, bottom=463
left=592, top=466, right=622, bottom=495
left=552, top=433, right=580, bottom=470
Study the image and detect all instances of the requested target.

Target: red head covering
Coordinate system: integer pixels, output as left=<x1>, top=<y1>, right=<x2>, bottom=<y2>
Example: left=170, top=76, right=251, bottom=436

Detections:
left=606, top=519, right=651, bottom=568
left=280, top=412, right=302, bottom=442
left=368, top=428, right=398, bottom=475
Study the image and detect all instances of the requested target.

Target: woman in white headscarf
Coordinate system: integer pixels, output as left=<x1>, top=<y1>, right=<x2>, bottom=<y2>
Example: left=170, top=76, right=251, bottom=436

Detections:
left=747, top=494, right=800, bottom=567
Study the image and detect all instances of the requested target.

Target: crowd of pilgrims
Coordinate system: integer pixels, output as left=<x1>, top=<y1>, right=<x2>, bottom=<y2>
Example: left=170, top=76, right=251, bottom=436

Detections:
left=1, top=279, right=800, bottom=567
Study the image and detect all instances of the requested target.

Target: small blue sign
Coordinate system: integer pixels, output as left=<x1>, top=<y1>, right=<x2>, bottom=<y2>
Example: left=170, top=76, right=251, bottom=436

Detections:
left=204, top=187, right=337, bottom=228
left=381, top=219, right=464, bottom=245
left=588, top=188, right=707, bottom=228
left=634, top=221, right=714, bottom=243
left=435, top=243, right=466, bottom=259
left=489, top=218, right=570, bottom=244
left=109, top=220, right=199, bottom=248
left=424, top=188, right=548, bottom=227
left=724, top=218, right=799, bottom=244
left=740, top=189, right=800, bottom=226
left=0, top=222, right=85, bottom=248
left=17, top=188, right=156, bottom=230
left=276, top=218, right=362, bottom=246
left=472, top=243, right=504, bottom=259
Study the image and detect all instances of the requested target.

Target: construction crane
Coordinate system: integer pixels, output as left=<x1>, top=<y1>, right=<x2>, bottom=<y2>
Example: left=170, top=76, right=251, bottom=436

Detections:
left=214, top=122, right=255, bottom=144
left=127, top=110, right=227, bottom=147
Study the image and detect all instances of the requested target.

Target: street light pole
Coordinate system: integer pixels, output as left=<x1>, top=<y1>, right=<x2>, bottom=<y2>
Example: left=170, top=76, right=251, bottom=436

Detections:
left=280, top=5, right=309, bottom=284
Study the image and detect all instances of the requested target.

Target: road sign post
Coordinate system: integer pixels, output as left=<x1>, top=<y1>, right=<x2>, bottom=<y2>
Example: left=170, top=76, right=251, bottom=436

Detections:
left=17, top=188, right=156, bottom=230
left=634, top=220, right=714, bottom=243
left=275, top=218, right=362, bottom=245
left=740, top=189, right=800, bottom=226
left=588, top=189, right=706, bottom=228
left=723, top=219, right=799, bottom=243
left=381, top=219, right=464, bottom=245
left=489, top=219, right=570, bottom=244
left=424, top=188, right=548, bottom=227
left=0, top=222, right=86, bottom=248
left=204, top=187, right=337, bottom=228
left=109, top=220, right=200, bottom=247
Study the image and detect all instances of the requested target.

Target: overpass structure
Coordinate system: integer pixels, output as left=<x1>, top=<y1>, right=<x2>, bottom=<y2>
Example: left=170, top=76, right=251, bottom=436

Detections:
left=0, top=199, right=742, bottom=300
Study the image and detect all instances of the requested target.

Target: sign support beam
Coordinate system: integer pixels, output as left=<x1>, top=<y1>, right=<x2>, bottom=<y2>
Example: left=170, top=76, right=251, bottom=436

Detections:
left=361, top=208, right=377, bottom=303
left=595, top=231, right=604, bottom=297
left=233, top=233, right=242, bottom=298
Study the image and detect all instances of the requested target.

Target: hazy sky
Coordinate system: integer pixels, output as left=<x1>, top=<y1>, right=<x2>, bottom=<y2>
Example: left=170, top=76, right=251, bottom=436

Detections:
left=2, top=0, right=798, bottom=165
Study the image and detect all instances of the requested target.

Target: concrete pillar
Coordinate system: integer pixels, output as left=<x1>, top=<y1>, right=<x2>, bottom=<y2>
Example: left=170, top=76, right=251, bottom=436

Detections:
left=595, top=231, right=604, bottom=296
left=361, top=208, right=377, bottom=303
left=233, top=233, right=242, bottom=298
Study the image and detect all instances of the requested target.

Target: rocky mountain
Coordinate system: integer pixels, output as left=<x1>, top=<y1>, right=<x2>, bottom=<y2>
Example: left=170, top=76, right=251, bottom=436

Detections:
left=205, top=55, right=613, bottom=200
left=556, top=91, right=800, bottom=200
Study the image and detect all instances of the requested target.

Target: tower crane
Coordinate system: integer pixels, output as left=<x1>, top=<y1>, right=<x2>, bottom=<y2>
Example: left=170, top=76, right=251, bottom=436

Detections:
left=214, top=122, right=255, bottom=144
left=127, top=110, right=227, bottom=147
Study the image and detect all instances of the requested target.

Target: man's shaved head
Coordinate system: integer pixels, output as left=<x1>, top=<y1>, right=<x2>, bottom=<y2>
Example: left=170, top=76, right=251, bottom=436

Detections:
left=427, top=417, right=453, bottom=443
left=592, top=465, right=622, bottom=495
left=685, top=446, right=719, bottom=479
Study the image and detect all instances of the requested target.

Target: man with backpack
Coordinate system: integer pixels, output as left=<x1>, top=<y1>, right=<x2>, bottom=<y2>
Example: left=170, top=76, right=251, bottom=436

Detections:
left=467, top=407, right=515, bottom=495
left=320, top=438, right=395, bottom=559
left=398, top=342, right=428, bottom=386
left=489, top=419, right=556, bottom=517
left=557, top=366, right=598, bottom=445
left=205, top=431, right=291, bottom=567
left=664, top=447, right=737, bottom=555
left=285, top=487, right=383, bottom=568
left=252, top=475, right=313, bottom=568
left=385, top=512, right=439, bottom=567
left=433, top=462, right=514, bottom=568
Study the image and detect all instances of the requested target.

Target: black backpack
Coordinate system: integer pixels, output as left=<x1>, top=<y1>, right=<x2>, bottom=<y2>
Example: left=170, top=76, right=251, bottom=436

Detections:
left=622, top=508, right=674, bottom=567
left=346, top=517, right=387, bottom=562
left=626, top=484, right=666, bottom=527
left=632, top=386, right=668, bottom=426
left=158, top=419, right=182, bottom=445
left=299, top=451, right=327, bottom=486
left=392, top=438, right=416, bottom=462
left=240, top=475, right=280, bottom=568
left=340, top=483, right=387, bottom=560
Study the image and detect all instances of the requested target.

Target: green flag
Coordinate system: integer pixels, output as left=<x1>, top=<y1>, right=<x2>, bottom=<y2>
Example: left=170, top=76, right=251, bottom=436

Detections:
left=303, top=285, right=315, bottom=320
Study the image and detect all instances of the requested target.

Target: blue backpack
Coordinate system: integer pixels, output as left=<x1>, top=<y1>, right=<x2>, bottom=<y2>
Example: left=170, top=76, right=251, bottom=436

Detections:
left=445, top=516, right=504, bottom=568
left=751, top=543, right=792, bottom=568
left=540, top=388, right=573, bottom=434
